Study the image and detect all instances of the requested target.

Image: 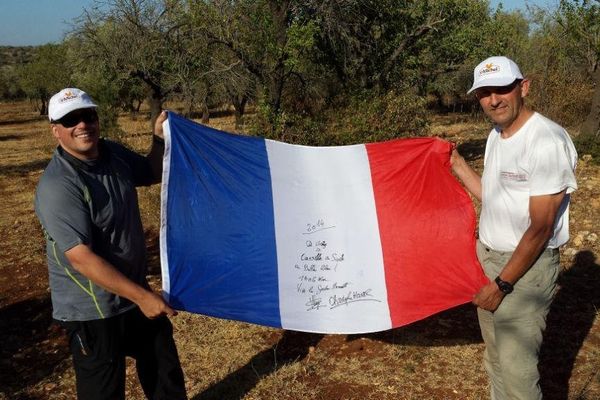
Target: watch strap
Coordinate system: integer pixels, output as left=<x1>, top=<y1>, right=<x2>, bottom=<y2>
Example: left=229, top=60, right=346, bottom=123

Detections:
left=494, top=276, right=514, bottom=294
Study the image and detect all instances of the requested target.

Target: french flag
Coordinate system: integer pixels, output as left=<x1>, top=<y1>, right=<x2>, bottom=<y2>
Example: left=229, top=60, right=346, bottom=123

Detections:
left=160, top=112, right=487, bottom=334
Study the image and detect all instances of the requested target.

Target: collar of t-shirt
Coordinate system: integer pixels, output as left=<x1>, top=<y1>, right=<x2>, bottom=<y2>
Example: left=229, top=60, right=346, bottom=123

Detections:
left=57, top=139, right=111, bottom=172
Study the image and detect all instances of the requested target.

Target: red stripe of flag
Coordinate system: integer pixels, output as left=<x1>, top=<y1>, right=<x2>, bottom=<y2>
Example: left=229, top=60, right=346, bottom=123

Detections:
left=366, top=138, right=488, bottom=327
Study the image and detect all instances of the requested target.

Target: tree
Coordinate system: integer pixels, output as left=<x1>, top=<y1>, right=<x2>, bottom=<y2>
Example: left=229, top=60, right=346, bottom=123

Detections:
left=520, top=5, right=592, bottom=127
left=17, top=44, right=73, bottom=115
left=0, top=65, right=25, bottom=101
left=73, top=0, right=206, bottom=128
left=556, top=0, right=600, bottom=135
left=222, top=62, right=255, bottom=129
left=189, top=0, right=320, bottom=124
left=410, top=0, right=502, bottom=102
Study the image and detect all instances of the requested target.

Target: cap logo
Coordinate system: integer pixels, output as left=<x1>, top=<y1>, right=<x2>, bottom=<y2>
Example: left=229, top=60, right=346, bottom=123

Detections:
left=59, top=90, right=79, bottom=103
left=479, top=63, right=500, bottom=76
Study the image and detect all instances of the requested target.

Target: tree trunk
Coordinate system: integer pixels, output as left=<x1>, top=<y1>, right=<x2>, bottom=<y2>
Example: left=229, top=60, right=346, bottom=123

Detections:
left=184, top=94, right=195, bottom=118
left=267, top=73, right=285, bottom=119
left=581, top=68, right=600, bottom=137
left=149, top=90, right=163, bottom=132
left=133, top=71, right=163, bottom=131
left=40, top=98, right=47, bottom=116
left=232, top=95, right=247, bottom=130
left=201, top=101, right=210, bottom=124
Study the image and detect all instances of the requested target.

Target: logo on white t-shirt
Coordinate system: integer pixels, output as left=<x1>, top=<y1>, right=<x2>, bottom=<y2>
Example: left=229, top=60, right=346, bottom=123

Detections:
left=500, top=171, right=528, bottom=182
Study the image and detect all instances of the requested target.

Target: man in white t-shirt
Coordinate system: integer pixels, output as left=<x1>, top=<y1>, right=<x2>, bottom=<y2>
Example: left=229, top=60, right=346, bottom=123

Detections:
left=451, top=56, right=578, bottom=399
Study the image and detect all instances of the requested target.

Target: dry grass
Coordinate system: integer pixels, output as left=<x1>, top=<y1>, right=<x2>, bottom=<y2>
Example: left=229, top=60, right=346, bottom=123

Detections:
left=0, top=101, right=598, bottom=400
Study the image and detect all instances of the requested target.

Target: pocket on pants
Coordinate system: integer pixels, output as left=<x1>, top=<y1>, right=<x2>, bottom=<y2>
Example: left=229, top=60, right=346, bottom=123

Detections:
left=517, top=253, right=559, bottom=295
left=59, top=319, right=118, bottom=368
left=62, top=321, right=97, bottom=362
left=476, top=241, right=492, bottom=277
left=476, top=241, right=508, bottom=279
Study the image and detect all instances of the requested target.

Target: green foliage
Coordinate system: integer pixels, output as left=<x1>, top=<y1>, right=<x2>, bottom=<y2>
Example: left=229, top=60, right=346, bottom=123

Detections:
left=483, top=8, right=530, bottom=60
left=250, top=88, right=428, bottom=146
left=98, top=105, right=126, bottom=140
left=73, top=0, right=205, bottom=126
left=574, top=132, right=600, bottom=164
left=0, top=46, right=34, bottom=100
left=64, top=37, right=126, bottom=138
left=429, top=5, right=531, bottom=106
left=522, top=2, right=596, bottom=128
left=0, top=65, right=25, bottom=100
left=17, top=43, right=73, bottom=114
left=250, top=105, right=328, bottom=145
left=337, top=89, right=429, bottom=142
left=5, top=0, right=599, bottom=141
left=556, top=0, right=600, bottom=76
left=81, top=82, right=126, bottom=140
left=554, top=0, right=600, bottom=135
left=525, top=58, right=594, bottom=127
left=283, top=20, right=319, bottom=71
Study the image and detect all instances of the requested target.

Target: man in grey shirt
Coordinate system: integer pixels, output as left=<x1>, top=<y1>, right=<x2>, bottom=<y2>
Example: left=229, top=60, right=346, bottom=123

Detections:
left=35, top=88, right=186, bottom=399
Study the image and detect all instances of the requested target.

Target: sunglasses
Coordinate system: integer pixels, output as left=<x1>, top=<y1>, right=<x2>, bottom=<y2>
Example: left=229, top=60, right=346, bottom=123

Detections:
left=53, top=109, right=98, bottom=128
left=475, top=80, right=521, bottom=99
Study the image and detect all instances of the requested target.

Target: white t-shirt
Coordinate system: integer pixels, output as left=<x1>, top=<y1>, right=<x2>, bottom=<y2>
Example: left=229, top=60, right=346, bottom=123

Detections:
left=479, top=112, right=578, bottom=252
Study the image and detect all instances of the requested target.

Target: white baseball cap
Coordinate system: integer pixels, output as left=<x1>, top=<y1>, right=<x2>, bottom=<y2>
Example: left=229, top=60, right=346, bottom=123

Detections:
left=48, top=88, right=98, bottom=121
left=467, top=56, right=524, bottom=94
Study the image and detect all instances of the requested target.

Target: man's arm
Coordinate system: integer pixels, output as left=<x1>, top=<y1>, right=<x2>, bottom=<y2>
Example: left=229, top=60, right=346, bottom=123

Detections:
left=450, top=149, right=482, bottom=201
left=473, top=190, right=566, bottom=311
left=153, top=110, right=167, bottom=139
left=65, top=243, right=176, bottom=318
left=145, top=111, right=168, bottom=183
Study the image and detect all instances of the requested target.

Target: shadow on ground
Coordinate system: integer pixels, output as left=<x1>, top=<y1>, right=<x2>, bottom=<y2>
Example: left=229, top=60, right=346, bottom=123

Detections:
left=192, top=303, right=482, bottom=400
left=354, top=303, right=482, bottom=346
left=0, top=296, right=70, bottom=398
left=0, top=134, right=22, bottom=141
left=192, top=330, right=325, bottom=400
left=540, top=250, right=600, bottom=400
left=0, top=116, right=44, bottom=127
left=457, top=139, right=486, bottom=163
left=191, top=249, right=600, bottom=400
left=0, top=158, right=50, bottom=177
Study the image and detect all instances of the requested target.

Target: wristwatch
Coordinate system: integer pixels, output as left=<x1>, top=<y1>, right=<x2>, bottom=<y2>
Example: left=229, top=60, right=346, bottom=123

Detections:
left=494, top=276, right=514, bottom=294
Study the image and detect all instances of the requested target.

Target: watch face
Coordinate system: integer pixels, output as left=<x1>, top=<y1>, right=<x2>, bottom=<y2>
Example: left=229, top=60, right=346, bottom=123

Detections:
left=495, top=277, right=513, bottom=294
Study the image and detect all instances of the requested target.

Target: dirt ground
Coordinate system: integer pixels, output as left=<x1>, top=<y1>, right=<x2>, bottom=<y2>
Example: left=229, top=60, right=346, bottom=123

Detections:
left=0, top=101, right=598, bottom=399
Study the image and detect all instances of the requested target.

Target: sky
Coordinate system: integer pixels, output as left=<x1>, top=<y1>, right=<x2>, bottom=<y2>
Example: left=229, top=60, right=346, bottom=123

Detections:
left=0, top=0, right=98, bottom=46
left=0, top=0, right=560, bottom=47
left=490, top=0, right=559, bottom=11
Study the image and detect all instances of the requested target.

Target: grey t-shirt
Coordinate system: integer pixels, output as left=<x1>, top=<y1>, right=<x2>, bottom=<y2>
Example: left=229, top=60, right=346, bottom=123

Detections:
left=35, top=139, right=162, bottom=321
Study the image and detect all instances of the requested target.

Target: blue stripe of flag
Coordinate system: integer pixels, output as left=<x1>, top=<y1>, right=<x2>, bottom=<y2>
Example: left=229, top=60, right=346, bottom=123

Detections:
left=165, top=113, right=281, bottom=327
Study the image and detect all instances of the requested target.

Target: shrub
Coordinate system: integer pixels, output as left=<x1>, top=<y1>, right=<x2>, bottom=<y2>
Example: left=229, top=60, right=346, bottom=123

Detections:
left=97, top=104, right=126, bottom=140
left=526, top=69, right=593, bottom=129
left=247, top=100, right=324, bottom=145
left=333, top=89, right=429, bottom=144
left=574, top=133, right=600, bottom=165
left=249, top=89, right=429, bottom=146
